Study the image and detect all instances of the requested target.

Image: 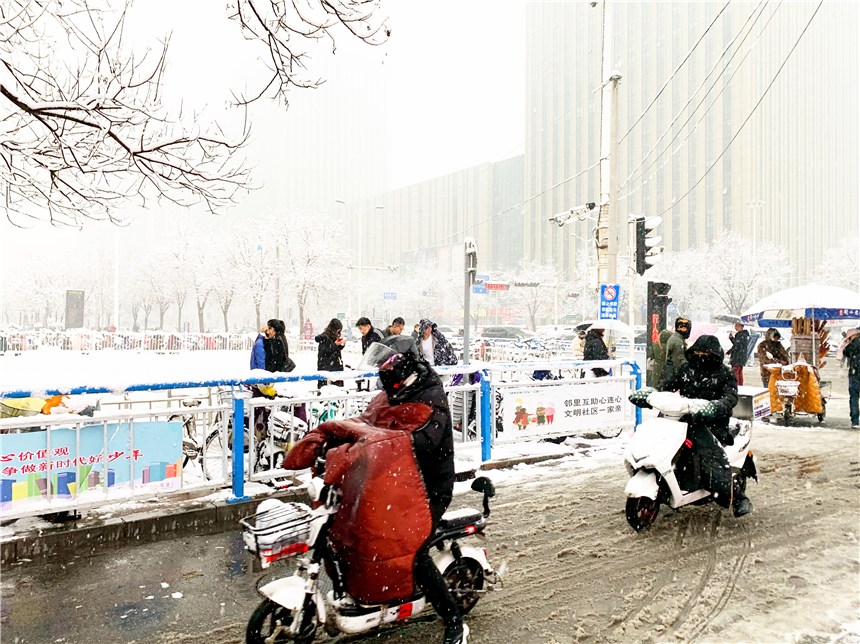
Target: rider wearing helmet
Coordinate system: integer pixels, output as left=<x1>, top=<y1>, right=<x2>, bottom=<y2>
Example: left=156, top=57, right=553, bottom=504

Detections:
left=358, top=335, right=467, bottom=644
left=663, top=334, right=752, bottom=517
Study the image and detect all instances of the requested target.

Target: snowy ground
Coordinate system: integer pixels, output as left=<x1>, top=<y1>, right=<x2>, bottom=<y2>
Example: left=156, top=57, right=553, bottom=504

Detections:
left=1, top=422, right=857, bottom=644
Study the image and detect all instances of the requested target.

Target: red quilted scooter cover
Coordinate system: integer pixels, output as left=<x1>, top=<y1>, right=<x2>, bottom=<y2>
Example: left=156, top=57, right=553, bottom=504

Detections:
left=283, top=392, right=433, bottom=604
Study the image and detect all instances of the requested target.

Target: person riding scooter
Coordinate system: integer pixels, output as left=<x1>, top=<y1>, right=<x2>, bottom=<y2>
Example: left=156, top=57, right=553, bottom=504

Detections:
left=359, top=335, right=468, bottom=644
left=636, top=334, right=752, bottom=517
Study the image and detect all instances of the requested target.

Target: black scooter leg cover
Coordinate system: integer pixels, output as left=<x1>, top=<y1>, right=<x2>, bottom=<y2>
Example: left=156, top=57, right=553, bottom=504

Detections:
left=688, top=424, right=733, bottom=508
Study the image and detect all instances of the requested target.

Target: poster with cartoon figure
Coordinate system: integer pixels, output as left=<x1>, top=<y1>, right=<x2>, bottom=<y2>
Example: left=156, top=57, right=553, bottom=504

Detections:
left=503, top=380, right=628, bottom=437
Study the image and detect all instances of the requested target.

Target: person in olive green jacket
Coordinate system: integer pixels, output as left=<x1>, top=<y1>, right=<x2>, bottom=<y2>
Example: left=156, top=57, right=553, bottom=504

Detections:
left=663, top=317, right=691, bottom=386
left=650, top=328, right=673, bottom=390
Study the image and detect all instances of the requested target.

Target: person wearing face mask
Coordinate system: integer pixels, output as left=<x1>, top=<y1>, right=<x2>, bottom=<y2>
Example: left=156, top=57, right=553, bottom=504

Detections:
left=360, top=335, right=466, bottom=644
left=661, top=334, right=751, bottom=517
left=662, top=317, right=691, bottom=387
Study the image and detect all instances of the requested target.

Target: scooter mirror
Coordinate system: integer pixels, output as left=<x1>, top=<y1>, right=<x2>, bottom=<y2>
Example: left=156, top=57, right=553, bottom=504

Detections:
left=471, top=476, right=495, bottom=497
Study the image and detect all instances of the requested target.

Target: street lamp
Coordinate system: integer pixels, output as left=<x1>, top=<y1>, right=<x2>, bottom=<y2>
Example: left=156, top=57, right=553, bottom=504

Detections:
left=335, top=199, right=385, bottom=324
left=745, top=200, right=765, bottom=303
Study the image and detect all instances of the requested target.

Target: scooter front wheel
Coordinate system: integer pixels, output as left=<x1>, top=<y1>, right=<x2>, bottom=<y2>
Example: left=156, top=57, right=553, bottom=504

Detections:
left=246, top=599, right=316, bottom=644
left=626, top=496, right=660, bottom=532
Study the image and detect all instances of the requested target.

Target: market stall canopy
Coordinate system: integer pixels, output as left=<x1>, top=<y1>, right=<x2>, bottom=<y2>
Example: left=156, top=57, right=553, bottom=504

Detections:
left=581, top=319, right=634, bottom=337
left=740, top=284, right=860, bottom=328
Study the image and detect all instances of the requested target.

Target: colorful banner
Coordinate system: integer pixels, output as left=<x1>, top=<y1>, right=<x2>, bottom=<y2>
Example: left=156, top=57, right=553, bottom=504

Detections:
left=0, top=421, right=182, bottom=515
left=502, top=379, right=627, bottom=437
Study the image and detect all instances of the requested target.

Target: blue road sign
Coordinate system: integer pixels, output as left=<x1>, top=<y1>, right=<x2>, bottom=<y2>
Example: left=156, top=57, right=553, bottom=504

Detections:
left=599, top=284, right=620, bottom=320
left=472, top=285, right=487, bottom=294
left=383, top=292, right=397, bottom=300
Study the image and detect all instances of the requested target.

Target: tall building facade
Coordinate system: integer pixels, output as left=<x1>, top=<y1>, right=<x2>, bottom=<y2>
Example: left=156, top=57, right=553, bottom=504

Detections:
left=525, top=1, right=859, bottom=286
left=345, top=155, right=524, bottom=279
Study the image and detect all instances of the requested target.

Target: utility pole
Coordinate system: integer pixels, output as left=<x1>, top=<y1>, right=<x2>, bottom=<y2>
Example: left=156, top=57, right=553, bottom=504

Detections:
left=597, top=1, right=621, bottom=294
left=463, top=238, right=477, bottom=366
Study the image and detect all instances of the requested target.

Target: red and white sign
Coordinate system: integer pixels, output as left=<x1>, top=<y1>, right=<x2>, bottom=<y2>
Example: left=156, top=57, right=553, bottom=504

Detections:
left=302, top=318, right=313, bottom=340
left=485, top=283, right=509, bottom=292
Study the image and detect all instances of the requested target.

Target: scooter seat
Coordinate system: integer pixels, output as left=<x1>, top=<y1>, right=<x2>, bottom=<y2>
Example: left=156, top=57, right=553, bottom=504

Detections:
left=439, top=508, right=483, bottom=530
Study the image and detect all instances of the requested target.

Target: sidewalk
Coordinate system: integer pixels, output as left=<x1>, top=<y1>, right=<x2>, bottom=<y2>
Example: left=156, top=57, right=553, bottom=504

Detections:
left=0, top=442, right=587, bottom=571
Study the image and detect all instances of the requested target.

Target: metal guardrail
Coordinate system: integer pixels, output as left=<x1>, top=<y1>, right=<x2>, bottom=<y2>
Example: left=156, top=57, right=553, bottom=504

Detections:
left=0, top=360, right=641, bottom=520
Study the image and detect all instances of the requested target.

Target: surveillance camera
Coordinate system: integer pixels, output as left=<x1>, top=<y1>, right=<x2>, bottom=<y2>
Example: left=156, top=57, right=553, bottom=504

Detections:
left=590, top=1, right=598, bottom=7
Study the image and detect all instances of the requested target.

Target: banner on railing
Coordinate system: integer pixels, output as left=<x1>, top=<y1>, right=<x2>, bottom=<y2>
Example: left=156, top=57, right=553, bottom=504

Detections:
left=501, top=379, right=627, bottom=436
left=0, top=420, right=182, bottom=515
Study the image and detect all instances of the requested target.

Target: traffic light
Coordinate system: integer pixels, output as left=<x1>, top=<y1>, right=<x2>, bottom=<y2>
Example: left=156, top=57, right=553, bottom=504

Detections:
left=646, top=281, right=672, bottom=387
left=635, top=216, right=664, bottom=275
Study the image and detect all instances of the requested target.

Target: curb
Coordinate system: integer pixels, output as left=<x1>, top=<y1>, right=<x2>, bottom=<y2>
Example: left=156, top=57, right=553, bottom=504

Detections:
left=1, top=486, right=310, bottom=572
left=1, top=452, right=573, bottom=572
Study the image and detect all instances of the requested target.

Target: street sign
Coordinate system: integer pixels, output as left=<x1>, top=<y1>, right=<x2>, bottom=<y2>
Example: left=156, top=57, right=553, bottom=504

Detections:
left=383, top=292, right=397, bottom=300
left=472, top=284, right=487, bottom=294
left=337, top=312, right=345, bottom=319
left=599, top=284, right=620, bottom=320
left=303, top=318, right=313, bottom=340
left=485, top=283, right=509, bottom=292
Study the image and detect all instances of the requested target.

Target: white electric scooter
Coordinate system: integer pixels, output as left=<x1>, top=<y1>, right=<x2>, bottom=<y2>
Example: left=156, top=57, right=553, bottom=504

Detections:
left=242, top=474, right=502, bottom=643
left=624, top=391, right=757, bottom=531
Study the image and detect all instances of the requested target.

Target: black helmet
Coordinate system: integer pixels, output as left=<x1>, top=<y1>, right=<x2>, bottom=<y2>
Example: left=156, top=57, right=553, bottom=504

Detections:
left=357, top=336, right=423, bottom=403
left=674, top=317, right=691, bottom=339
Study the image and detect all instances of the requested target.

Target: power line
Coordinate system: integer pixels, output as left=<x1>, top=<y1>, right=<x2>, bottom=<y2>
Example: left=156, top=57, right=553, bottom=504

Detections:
left=619, top=0, right=731, bottom=145
left=650, top=0, right=823, bottom=221
left=619, top=0, right=784, bottom=203
left=620, top=0, right=768, bottom=191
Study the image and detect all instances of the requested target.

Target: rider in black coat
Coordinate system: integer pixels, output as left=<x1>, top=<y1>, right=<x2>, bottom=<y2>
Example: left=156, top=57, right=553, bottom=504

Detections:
left=663, top=334, right=751, bottom=516
left=365, top=335, right=464, bottom=644
left=583, top=328, right=610, bottom=377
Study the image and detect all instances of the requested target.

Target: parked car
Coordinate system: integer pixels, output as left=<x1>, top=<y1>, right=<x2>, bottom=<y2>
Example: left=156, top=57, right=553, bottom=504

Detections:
left=481, top=326, right=535, bottom=340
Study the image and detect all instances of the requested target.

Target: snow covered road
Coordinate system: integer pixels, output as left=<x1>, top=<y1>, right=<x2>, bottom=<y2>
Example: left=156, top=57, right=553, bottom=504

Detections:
left=1, top=424, right=857, bottom=644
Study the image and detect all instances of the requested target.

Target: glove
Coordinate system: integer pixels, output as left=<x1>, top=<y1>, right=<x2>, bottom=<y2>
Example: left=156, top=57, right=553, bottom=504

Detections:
left=629, top=387, right=656, bottom=408
left=687, top=399, right=725, bottom=422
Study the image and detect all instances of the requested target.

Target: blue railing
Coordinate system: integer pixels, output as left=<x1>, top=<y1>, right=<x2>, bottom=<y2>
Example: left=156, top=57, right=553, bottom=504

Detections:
left=1, top=360, right=641, bottom=503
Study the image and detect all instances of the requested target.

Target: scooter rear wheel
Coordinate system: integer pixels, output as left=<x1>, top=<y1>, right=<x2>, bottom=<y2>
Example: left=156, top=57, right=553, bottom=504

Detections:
left=626, top=496, right=660, bottom=532
left=443, top=558, right=484, bottom=615
left=246, top=599, right=315, bottom=644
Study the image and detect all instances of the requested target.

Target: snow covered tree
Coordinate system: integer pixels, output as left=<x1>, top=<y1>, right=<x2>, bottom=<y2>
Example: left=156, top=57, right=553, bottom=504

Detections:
left=0, top=0, right=251, bottom=226
left=274, top=208, right=348, bottom=327
left=229, top=223, right=274, bottom=330
left=228, top=0, right=390, bottom=105
left=813, top=234, right=859, bottom=292
left=501, top=259, right=559, bottom=330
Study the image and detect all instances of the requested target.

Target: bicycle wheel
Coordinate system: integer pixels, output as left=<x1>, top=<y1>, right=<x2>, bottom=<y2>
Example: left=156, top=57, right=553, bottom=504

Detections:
left=203, top=427, right=229, bottom=481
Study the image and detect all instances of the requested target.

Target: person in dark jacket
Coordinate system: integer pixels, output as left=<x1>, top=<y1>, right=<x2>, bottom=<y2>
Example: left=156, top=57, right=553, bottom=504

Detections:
left=757, top=328, right=790, bottom=388
left=650, top=329, right=672, bottom=390
left=411, top=323, right=421, bottom=340
left=315, top=318, right=346, bottom=389
left=841, top=328, right=860, bottom=428
left=663, top=317, right=691, bottom=385
left=662, top=334, right=751, bottom=517
left=583, top=327, right=610, bottom=377
left=726, top=322, right=750, bottom=386
left=382, top=316, right=405, bottom=338
left=361, top=335, right=465, bottom=644
left=356, top=316, right=385, bottom=354
left=263, top=319, right=290, bottom=373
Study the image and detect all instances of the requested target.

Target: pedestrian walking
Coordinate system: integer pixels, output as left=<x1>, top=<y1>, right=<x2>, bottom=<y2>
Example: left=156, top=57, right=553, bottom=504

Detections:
left=838, top=328, right=860, bottom=428
left=417, top=319, right=459, bottom=367
left=356, top=317, right=385, bottom=354
left=757, top=328, right=790, bottom=389
left=382, top=317, right=406, bottom=338
left=264, top=319, right=292, bottom=373
left=583, top=327, right=610, bottom=377
left=411, top=324, right=421, bottom=340
left=726, top=322, right=750, bottom=386
left=663, top=317, right=691, bottom=385
left=315, top=318, right=346, bottom=389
